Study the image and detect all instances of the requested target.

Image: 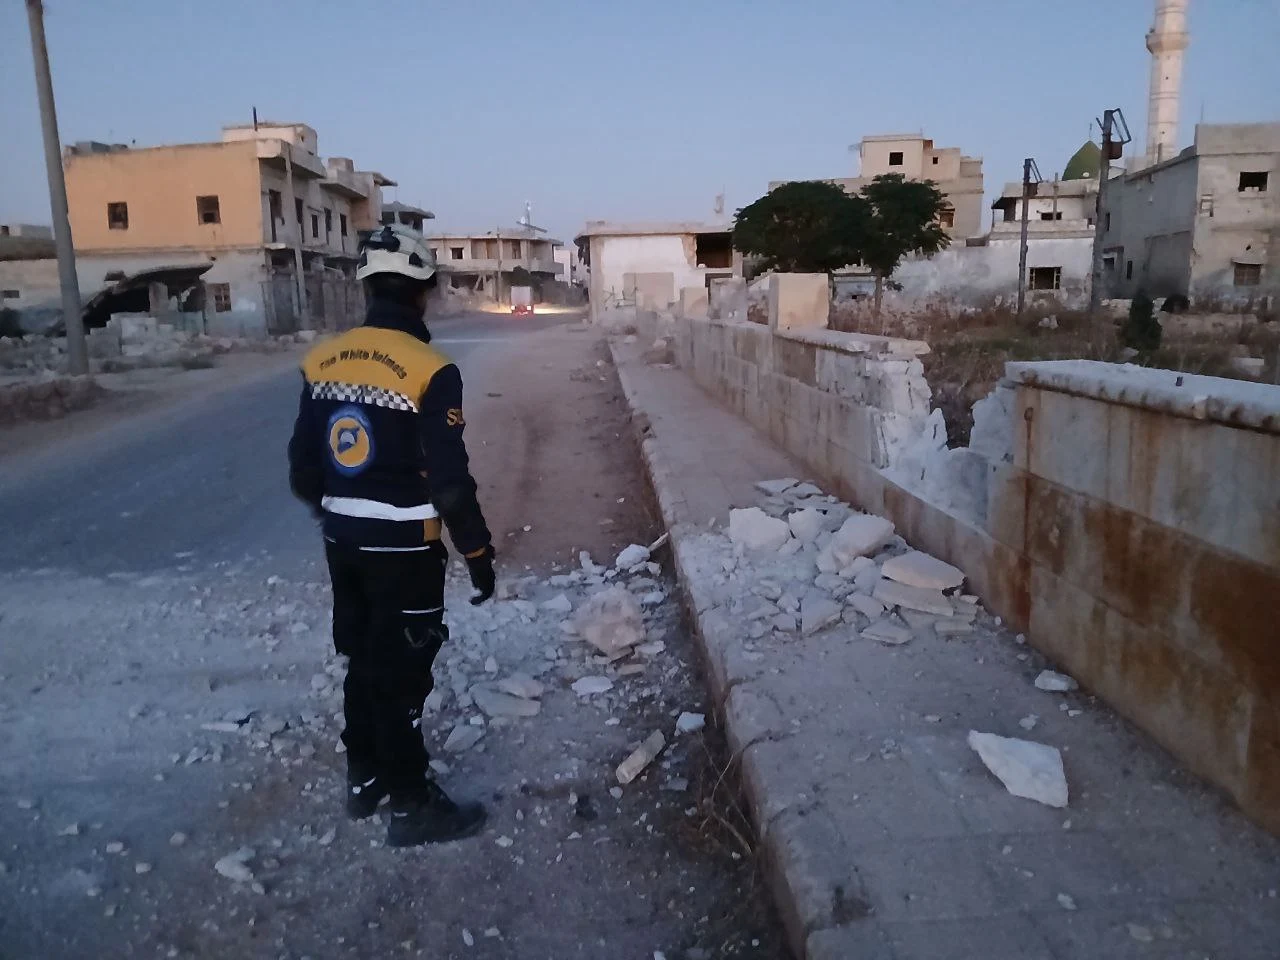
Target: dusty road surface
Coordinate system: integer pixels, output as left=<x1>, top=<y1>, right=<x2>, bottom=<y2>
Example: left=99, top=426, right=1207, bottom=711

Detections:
left=0, top=310, right=785, bottom=959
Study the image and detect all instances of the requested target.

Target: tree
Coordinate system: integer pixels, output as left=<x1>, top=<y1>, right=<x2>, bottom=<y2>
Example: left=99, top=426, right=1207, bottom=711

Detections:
left=859, top=174, right=951, bottom=316
left=732, top=181, right=867, bottom=275
left=1119, top=290, right=1162, bottom=352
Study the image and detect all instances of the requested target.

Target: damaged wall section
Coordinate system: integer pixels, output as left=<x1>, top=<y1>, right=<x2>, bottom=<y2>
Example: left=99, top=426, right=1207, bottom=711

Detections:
left=674, top=277, right=1280, bottom=834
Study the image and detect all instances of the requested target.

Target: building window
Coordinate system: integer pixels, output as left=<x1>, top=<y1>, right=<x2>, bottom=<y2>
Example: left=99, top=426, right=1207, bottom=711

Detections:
left=1198, top=195, right=1214, bottom=217
left=339, top=213, right=348, bottom=237
left=1234, top=263, right=1262, bottom=287
left=938, top=208, right=955, bottom=228
left=107, top=201, right=129, bottom=230
left=295, top=198, right=304, bottom=224
left=1102, top=255, right=1116, bottom=273
left=1039, top=211, right=1063, bottom=221
left=931, top=156, right=939, bottom=165
left=509, top=240, right=522, bottom=258
left=1238, top=171, right=1268, bottom=192
left=450, top=246, right=464, bottom=260
left=1125, top=260, right=1133, bottom=280
left=1, top=289, right=19, bottom=300
left=208, top=282, right=232, bottom=312
left=311, top=214, right=319, bottom=239
left=1029, top=266, right=1062, bottom=290
left=888, top=151, right=904, bottom=166
left=196, top=195, right=221, bottom=225
left=0, top=226, right=9, bottom=236
left=1105, top=212, right=1111, bottom=231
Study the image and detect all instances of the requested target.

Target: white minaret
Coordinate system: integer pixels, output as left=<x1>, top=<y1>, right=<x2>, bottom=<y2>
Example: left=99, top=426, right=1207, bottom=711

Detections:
left=1145, top=0, right=1189, bottom=166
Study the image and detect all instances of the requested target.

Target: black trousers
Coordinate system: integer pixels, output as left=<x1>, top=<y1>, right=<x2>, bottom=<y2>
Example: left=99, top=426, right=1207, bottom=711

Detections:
left=325, top=540, right=448, bottom=795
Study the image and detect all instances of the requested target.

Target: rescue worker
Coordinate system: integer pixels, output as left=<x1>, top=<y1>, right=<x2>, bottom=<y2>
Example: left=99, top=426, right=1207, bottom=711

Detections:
left=287, top=223, right=494, bottom=847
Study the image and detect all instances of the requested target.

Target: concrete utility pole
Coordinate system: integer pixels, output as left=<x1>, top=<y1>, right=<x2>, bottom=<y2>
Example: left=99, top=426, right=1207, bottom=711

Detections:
left=25, top=0, right=87, bottom=376
left=283, top=147, right=309, bottom=329
left=1088, top=108, right=1130, bottom=319
left=1015, top=157, right=1041, bottom=320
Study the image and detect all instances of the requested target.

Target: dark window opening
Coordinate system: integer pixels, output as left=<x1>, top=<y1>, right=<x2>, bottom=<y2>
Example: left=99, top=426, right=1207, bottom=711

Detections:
left=1, top=289, right=19, bottom=299
left=931, top=156, right=939, bottom=165
left=340, top=213, right=348, bottom=237
left=508, top=240, right=522, bottom=258
left=1103, top=255, right=1116, bottom=273
left=450, top=246, right=464, bottom=260
left=208, top=282, right=232, bottom=312
left=888, top=151, right=904, bottom=166
left=107, top=202, right=129, bottom=230
left=1234, top=263, right=1262, bottom=287
left=1125, top=260, right=1134, bottom=280
left=695, top=232, right=733, bottom=268
left=1238, top=171, right=1268, bottom=192
left=1105, top=212, right=1112, bottom=231
left=1039, top=211, right=1063, bottom=221
left=938, top=208, right=955, bottom=229
left=1029, top=266, right=1062, bottom=290
left=295, top=198, right=304, bottom=224
left=268, top=190, right=282, bottom=242
left=0, top=226, right=9, bottom=237
left=196, top=195, right=220, bottom=225
left=311, top=214, right=319, bottom=239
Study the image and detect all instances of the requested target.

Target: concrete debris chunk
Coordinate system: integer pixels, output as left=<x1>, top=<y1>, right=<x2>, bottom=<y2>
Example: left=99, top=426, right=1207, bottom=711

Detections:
left=881, top=550, right=965, bottom=591
left=873, top=578, right=954, bottom=616
left=614, top=544, right=650, bottom=570
left=819, top=515, right=895, bottom=572
left=572, top=676, right=614, bottom=696
left=213, top=848, right=255, bottom=883
left=967, top=731, right=1068, bottom=808
left=801, top=593, right=843, bottom=636
left=755, top=478, right=799, bottom=496
left=1034, top=670, right=1079, bottom=693
left=728, top=508, right=791, bottom=552
left=848, top=593, right=885, bottom=620
left=575, top=586, right=646, bottom=657
left=862, top=619, right=913, bottom=646
left=934, top=617, right=976, bottom=636
left=496, top=673, right=545, bottom=700
left=444, top=723, right=484, bottom=753
left=675, top=712, right=706, bottom=735
left=786, top=509, right=825, bottom=544
left=616, top=731, right=666, bottom=785
left=472, top=686, right=542, bottom=718
left=788, top=482, right=823, bottom=499
left=541, top=594, right=573, bottom=615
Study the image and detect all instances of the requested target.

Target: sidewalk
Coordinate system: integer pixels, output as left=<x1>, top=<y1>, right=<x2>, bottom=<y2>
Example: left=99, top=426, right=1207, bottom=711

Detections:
left=611, top=338, right=1280, bottom=960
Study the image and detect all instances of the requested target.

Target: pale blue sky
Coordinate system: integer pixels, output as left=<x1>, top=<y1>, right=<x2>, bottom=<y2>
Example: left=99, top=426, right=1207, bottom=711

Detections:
left=2, top=0, right=1277, bottom=242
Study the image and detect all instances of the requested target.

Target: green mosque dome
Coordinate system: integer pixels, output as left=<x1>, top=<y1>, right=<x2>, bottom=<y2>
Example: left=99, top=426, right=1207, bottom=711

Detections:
left=1063, top=140, right=1102, bottom=181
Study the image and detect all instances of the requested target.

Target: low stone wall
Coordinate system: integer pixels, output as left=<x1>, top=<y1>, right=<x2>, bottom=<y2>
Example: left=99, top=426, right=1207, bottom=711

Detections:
left=674, top=274, right=1280, bottom=833
left=0, top=375, right=100, bottom=425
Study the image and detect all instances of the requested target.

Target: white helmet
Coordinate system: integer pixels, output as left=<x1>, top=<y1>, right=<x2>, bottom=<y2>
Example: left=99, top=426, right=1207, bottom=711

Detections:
left=356, top=223, right=438, bottom=282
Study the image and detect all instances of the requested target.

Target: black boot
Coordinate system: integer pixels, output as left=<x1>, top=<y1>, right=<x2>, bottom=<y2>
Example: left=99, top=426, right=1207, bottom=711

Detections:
left=346, top=766, right=389, bottom=820
left=386, top=781, right=487, bottom=847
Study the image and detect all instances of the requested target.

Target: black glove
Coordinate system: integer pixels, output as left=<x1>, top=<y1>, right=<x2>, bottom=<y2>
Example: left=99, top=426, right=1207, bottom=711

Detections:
left=466, top=545, right=496, bottom=606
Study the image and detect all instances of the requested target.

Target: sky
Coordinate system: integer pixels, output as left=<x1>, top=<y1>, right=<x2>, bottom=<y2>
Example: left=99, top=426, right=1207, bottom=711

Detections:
left=2, top=0, right=1278, bottom=244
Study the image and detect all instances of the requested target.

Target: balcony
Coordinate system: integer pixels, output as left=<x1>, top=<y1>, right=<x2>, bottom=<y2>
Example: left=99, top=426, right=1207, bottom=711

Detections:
left=255, top=139, right=327, bottom=179
left=320, top=167, right=369, bottom=200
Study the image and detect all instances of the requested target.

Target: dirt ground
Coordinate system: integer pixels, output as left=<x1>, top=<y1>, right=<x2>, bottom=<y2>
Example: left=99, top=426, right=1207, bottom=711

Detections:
left=0, top=317, right=787, bottom=960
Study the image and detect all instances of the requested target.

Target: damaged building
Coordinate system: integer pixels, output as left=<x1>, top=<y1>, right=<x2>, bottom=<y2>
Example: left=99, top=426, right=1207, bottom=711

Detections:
left=1099, top=122, right=1280, bottom=302
left=17, top=122, right=400, bottom=336
left=426, top=226, right=564, bottom=302
left=575, top=221, right=742, bottom=324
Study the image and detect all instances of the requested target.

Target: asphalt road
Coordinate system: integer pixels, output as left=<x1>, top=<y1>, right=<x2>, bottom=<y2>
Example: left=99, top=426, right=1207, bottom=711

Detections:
left=0, top=310, right=565, bottom=578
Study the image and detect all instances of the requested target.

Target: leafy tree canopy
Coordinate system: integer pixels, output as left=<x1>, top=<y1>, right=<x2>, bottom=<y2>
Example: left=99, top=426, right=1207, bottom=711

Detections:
left=732, top=181, right=867, bottom=275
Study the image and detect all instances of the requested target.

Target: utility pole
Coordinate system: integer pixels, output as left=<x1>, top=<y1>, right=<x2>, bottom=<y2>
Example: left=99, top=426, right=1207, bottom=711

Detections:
left=25, top=0, right=87, bottom=375
left=1015, top=158, right=1041, bottom=320
left=283, top=147, right=309, bottom=329
left=1088, top=107, right=1131, bottom=319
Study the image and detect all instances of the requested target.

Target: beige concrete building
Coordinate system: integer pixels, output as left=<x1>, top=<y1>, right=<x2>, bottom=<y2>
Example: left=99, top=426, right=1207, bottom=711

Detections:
left=1100, top=122, right=1280, bottom=301
left=574, top=221, right=742, bottom=324
left=771, top=133, right=986, bottom=240
left=59, top=122, right=396, bottom=334
left=380, top=201, right=434, bottom=233
left=427, top=227, right=563, bottom=300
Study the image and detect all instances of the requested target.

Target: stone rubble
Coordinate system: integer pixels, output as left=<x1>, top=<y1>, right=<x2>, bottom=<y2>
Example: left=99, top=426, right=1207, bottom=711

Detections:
left=881, top=550, right=966, bottom=591
left=968, top=731, right=1069, bottom=809
left=1034, top=670, right=1079, bottom=693
left=728, top=508, right=791, bottom=552
left=617, top=731, right=666, bottom=785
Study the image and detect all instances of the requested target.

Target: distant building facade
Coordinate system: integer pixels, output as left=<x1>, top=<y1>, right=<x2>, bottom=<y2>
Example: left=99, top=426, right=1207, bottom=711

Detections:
left=56, top=122, right=397, bottom=334
left=575, top=221, right=742, bottom=324
left=1100, top=122, right=1279, bottom=301
left=380, top=201, right=434, bottom=234
left=427, top=227, right=562, bottom=301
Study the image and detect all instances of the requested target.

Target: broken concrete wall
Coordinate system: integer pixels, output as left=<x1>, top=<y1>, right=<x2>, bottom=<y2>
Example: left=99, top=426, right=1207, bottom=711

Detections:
left=675, top=297, right=1280, bottom=834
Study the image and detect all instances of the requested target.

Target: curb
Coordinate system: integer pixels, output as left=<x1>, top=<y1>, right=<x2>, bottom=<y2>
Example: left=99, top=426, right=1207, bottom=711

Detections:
left=610, top=340, right=820, bottom=959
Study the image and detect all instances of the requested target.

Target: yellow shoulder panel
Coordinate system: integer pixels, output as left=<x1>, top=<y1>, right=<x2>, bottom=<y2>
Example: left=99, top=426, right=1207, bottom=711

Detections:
left=302, top=328, right=454, bottom=404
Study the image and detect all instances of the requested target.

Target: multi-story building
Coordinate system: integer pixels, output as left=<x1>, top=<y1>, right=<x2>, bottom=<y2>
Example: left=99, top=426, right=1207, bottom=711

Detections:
left=379, top=201, right=434, bottom=234
left=771, top=133, right=986, bottom=241
left=427, top=227, right=563, bottom=300
left=1100, top=122, right=1279, bottom=301
left=59, top=122, right=397, bottom=334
